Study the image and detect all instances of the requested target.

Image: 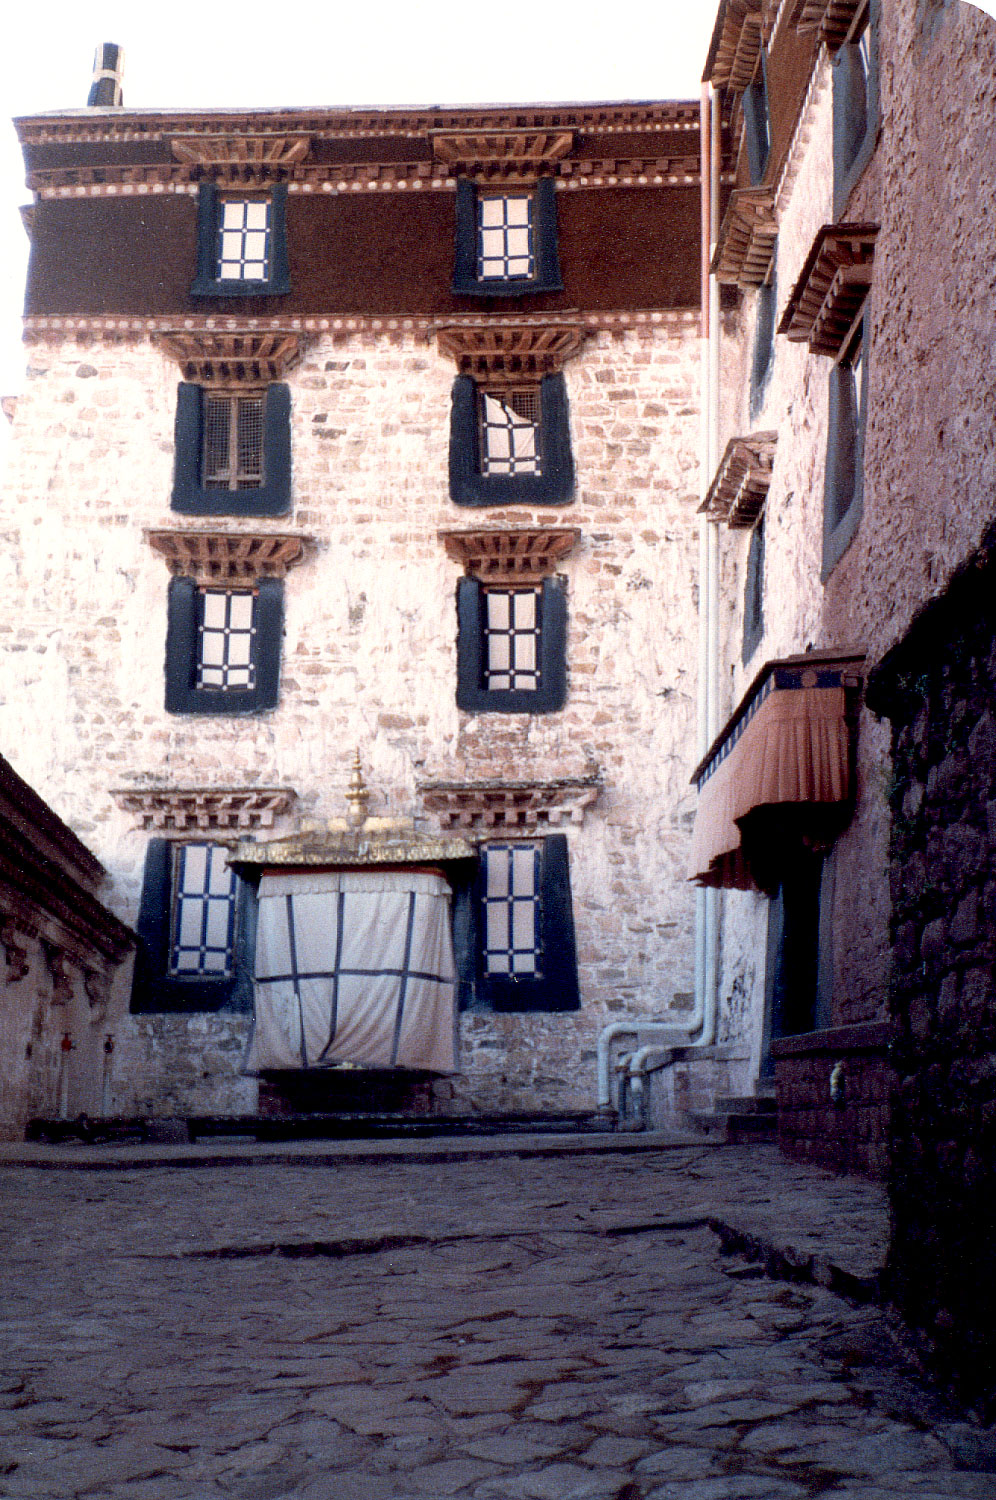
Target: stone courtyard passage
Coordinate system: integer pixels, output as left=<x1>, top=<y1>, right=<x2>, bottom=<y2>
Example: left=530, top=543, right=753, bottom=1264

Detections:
left=1, top=1138, right=994, bottom=1500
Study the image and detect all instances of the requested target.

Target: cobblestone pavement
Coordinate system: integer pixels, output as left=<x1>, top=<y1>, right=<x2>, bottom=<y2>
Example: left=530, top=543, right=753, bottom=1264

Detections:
left=1, top=1142, right=994, bottom=1500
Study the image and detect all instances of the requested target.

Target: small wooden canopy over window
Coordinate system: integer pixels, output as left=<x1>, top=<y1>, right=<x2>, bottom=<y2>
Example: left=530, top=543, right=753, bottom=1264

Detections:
left=438, top=527, right=580, bottom=583
left=704, top=0, right=766, bottom=92
left=145, top=530, right=312, bottom=585
left=420, top=774, right=601, bottom=833
left=168, top=133, right=311, bottom=182
left=430, top=131, right=574, bottom=183
left=779, top=223, right=877, bottom=357
left=788, top=0, right=865, bottom=50
left=112, top=786, right=297, bottom=834
left=700, top=431, right=777, bottom=528
left=436, top=323, right=585, bottom=383
left=156, top=331, right=301, bottom=387
left=711, top=187, right=777, bottom=289
left=689, top=650, right=865, bottom=892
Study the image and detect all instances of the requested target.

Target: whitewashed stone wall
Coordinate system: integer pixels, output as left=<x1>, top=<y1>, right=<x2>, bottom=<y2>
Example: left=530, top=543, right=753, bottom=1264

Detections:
left=0, top=320, right=704, bottom=1117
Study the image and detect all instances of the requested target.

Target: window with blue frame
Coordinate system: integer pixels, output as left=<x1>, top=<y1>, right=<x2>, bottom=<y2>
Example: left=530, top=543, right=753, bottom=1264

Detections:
left=449, top=373, right=573, bottom=506
left=743, top=54, right=771, bottom=187
left=452, top=177, right=562, bottom=296
left=456, top=575, right=567, bottom=715
left=165, top=578, right=283, bottom=715
left=833, top=0, right=878, bottom=213
left=823, top=318, right=867, bottom=578
left=191, top=184, right=290, bottom=298
left=171, top=382, right=291, bottom=517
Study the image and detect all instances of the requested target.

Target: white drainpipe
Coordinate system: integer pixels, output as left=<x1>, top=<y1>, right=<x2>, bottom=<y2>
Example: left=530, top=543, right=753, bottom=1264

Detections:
left=596, top=83, right=724, bottom=1125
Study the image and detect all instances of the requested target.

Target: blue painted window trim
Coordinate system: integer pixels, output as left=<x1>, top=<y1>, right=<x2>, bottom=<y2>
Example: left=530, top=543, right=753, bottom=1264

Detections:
left=191, top=183, right=290, bottom=299
left=833, top=1, right=879, bottom=215
left=743, top=54, right=771, bottom=187
left=171, top=383, right=291, bottom=517
left=452, top=834, right=580, bottom=1013
left=822, top=320, right=869, bottom=580
left=452, top=177, right=563, bottom=297
left=742, top=515, right=765, bottom=664
left=749, top=264, right=777, bottom=419
left=165, top=576, right=283, bottom=716
left=456, top=575, right=567, bottom=715
left=449, top=373, right=574, bottom=507
left=130, top=838, right=256, bottom=1014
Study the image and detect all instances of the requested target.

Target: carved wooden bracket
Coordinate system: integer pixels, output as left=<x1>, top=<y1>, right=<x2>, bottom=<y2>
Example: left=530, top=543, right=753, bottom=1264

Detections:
left=0, top=918, right=29, bottom=983
left=438, top=528, right=580, bottom=583
left=788, top=0, right=864, bottom=50
left=436, top=322, right=586, bottom=381
left=779, top=223, right=877, bottom=357
left=155, top=331, right=301, bottom=386
left=430, top=131, right=573, bottom=182
left=112, top=786, right=297, bottom=834
left=145, top=531, right=313, bottom=585
left=711, top=188, right=778, bottom=289
left=168, top=133, right=311, bottom=182
left=42, top=943, right=74, bottom=1007
left=700, top=432, right=777, bottom=529
left=706, top=0, right=766, bottom=91
left=420, top=775, right=602, bottom=833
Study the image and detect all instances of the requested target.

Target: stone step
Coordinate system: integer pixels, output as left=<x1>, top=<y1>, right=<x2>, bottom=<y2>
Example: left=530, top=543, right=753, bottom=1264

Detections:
left=687, top=1109, right=778, bottom=1144
left=713, top=1092, right=777, bottom=1115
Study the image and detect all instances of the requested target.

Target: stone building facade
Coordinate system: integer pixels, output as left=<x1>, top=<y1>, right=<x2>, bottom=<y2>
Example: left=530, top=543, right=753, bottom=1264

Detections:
left=1, top=99, right=706, bottom=1119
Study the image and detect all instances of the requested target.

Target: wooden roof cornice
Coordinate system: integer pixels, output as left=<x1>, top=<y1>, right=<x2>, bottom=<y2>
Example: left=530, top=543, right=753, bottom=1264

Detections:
left=111, top=786, right=297, bottom=834
left=168, top=132, right=311, bottom=182
left=711, top=186, right=777, bottom=288
left=435, top=322, right=586, bottom=381
left=145, top=530, right=314, bottom=585
left=778, top=222, right=877, bottom=356
left=788, top=0, right=865, bottom=50
left=704, top=0, right=767, bottom=92
left=419, top=774, right=602, bottom=833
left=700, top=431, right=778, bottom=528
left=438, top=527, right=581, bottom=583
left=155, top=331, right=302, bottom=385
left=430, top=130, right=573, bottom=182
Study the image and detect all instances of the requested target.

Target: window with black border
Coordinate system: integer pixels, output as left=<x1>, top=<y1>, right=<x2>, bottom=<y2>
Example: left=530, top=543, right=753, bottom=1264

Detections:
left=833, top=0, right=878, bottom=214
left=456, top=575, right=567, bottom=715
left=191, top=183, right=290, bottom=298
left=449, top=373, right=573, bottom=507
left=452, top=177, right=562, bottom=297
left=172, top=382, right=291, bottom=517
left=165, top=577, right=283, bottom=716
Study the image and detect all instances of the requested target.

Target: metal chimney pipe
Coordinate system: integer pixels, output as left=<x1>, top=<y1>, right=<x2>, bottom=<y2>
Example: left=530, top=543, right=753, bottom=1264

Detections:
left=87, top=43, right=124, bottom=107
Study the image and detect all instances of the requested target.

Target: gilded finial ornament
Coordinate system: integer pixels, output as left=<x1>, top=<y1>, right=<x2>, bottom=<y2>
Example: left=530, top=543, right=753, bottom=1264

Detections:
left=346, top=749, right=371, bottom=827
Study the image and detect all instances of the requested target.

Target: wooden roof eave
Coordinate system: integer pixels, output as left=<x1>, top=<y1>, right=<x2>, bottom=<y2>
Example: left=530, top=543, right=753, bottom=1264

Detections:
left=778, top=222, right=877, bottom=355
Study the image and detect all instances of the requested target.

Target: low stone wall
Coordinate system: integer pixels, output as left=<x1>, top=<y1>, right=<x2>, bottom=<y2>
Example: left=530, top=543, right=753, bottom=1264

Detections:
left=772, top=1022, right=892, bottom=1179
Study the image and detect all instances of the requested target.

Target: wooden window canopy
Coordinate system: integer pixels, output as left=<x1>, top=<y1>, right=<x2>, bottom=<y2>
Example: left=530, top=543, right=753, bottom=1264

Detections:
left=112, top=787, right=297, bottom=834
left=155, top=332, right=301, bottom=386
left=168, top=133, right=311, bottom=182
left=430, top=131, right=574, bottom=182
left=419, top=774, right=601, bottom=832
left=436, top=323, right=585, bottom=381
left=700, top=432, right=777, bottom=528
left=788, top=0, right=864, bottom=50
left=711, top=188, right=777, bottom=289
left=705, top=0, right=766, bottom=92
left=439, top=527, right=580, bottom=583
left=779, top=223, right=877, bottom=357
left=689, top=650, right=865, bottom=892
left=145, top=530, right=312, bottom=585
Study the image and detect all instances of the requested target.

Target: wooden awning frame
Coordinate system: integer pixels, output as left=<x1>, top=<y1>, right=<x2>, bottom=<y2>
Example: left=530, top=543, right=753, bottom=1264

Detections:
left=155, top=331, right=302, bottom=386
left=779, top=223, right=877, bottom=358
left=438, top=527, right=580, bottom=584
left=711, top=187, right=777, bottom=289
left=788, top=0, right=866, bottom=51
left=700, top=432, right=777, bottom=528
left=168, top=133, right=311, bottom=182
left=689, top=650, right=865, bottom=891
left=704, top=0, right=767, bottom=93
left=430, top=131, right=573, bottom=182
left=435, top=322, right=585, bottom=382
left=145, top=530, right=313, bottom=585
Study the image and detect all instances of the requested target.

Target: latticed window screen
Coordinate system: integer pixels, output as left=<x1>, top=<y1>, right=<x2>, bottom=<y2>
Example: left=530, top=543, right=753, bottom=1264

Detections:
left=216, top=198, right=271, bottom=280
left=202, top=392, right=265, bottom=489
left=169, top=843, right=237, bottom=977
left=483, top=589, right=541, bottom=692
left=481, top=843, right=542, bottom=977
left=480, top=388, right=542, bottom=476
left=477, top=194, right=535, bottom=280
left=196, top=590, right=257, bottom=690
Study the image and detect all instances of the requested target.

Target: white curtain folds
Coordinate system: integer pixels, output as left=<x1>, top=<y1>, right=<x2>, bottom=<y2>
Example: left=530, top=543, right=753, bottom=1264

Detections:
left=246, top=869, right=458, bottom=1074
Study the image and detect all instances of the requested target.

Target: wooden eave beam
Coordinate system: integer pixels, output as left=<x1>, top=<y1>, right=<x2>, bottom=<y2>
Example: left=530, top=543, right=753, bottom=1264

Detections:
left=700, top=432, right=777, bottom=527
left=711, top=188, right=777, bottom=288
left=145, top=530, right=313, bottom=585
left=779, top=223, right=877, bottom=355
left=788, top=0, right=863, bottom=49
left=168, top=132, right=311, bottom=181
left=112, top=786, right=297, bottom=834
left=419, top=774, right=602, bottom=832
left=706, top=0, right=765, bottom=92
left=438, top=527, right=580, bottom=583
left=435, top=323, right=586, bottom=381
left=155, top=331, right=302, bottom=386
left=430, top=130, right=574, bottom=181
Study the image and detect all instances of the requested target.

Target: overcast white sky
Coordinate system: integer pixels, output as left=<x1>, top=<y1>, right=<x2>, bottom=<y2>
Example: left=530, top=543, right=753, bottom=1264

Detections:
left=0, top=0, right=722, bottom=412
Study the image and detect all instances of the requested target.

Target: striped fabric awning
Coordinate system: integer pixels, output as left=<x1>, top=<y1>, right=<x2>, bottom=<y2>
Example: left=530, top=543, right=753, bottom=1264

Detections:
left=689, top=653, right=864, bottom=891
left=245, top=868, right=457, bottom=1073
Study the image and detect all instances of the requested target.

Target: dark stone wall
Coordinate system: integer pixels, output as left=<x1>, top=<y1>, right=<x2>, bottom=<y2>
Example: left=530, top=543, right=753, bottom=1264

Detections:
left=867, top=530, right=996, bottom=1418
left=773, top=1022, right=892, bottom=1178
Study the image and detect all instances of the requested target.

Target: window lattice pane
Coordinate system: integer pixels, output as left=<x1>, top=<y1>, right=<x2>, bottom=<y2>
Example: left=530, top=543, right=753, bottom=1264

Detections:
left=480, top=388, right=542, bottom=476
left=483, top=589, right=541, bottom=692
left=169, top=843, right=237, bottom=977
left=481, top=843, right=541, bottom=977
left=216, top=198, right=271, bottom=281
left=196, top=590, right=258, bottom=691
left=203, top=393, right=264, bottom=490
left=477, top=194, right=535, bottom=281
